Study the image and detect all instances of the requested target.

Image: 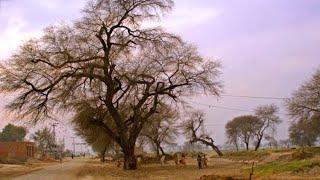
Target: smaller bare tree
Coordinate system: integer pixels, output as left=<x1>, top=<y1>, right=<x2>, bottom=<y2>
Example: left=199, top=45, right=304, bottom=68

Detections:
left=253, top=104, right=281, bottom=150
left=289, top=113, right=320, bottom=147
left=72, top=102, right=113, bottom=162
left=225, top=115, right=259, bottom=150
left=182, top=111, right=223, bottom=156
left=140, top=106, right=179, bottom=157
left=285, top=68, right=320, bottom=118
left=264, top=135, right=278, bottom=149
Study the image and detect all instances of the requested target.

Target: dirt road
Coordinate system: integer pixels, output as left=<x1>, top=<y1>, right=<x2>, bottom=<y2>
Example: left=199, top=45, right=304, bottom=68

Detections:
left=11, top=158, right=88, bottom=180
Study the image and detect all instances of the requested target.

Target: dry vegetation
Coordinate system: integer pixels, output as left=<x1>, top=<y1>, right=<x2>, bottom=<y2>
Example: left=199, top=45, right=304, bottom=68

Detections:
left=0, top=160, right=61, bottom=179
left=76, top=148, right=320, bottom=180
left=76, top=157, right=248, bottom=180
left=0, top=163, right=44, bottom=179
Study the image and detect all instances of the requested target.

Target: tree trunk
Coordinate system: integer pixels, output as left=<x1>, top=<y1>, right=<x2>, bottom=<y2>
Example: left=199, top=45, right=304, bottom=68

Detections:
left=210, top=144, right=223, bottom=156
left=245, top=142, right=249, bottom=150
left=156, top=146, right=160, bottom=157
left=159, top=145, right=166, bottom=156
left=122, top=145, right=137, bottom=170
left=235, top=143, right=239, bottom=152
left=255, top=134, right=263, bottom=151
left=101, top=147, right=107, bottom=162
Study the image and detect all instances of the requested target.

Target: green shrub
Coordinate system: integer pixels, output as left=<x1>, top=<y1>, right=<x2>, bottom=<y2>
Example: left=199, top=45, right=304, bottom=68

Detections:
left=291, top=149, right=313, bottom=160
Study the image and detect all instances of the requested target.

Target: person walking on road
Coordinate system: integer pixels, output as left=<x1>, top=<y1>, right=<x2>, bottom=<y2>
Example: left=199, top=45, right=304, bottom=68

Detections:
left=202, top=155, right=208, bottom=168
left=197, top=155, right=202, bottom=169
left=59, top=154, right=62, bottom=163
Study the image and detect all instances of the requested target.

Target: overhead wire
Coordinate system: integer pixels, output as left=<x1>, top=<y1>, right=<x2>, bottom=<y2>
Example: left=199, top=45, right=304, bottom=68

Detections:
left=184, top=100, right=289, bottom=116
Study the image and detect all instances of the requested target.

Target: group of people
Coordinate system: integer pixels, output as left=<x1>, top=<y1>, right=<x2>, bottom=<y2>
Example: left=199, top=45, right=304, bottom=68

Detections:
left=196, top=154, right=208, bottom=169
left=117, top=154, right=209, bottom=169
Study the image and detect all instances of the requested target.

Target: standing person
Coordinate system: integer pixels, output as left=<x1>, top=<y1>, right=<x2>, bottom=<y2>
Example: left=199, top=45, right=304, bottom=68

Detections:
left=71, top=153, right=74, bottom=159
left=160, top=155, right=166, bottom=167
left=59, top=154, right=62, bottom=163
left=202, top=155, right=208, bottom=168
left=197, top=155, right=202, bottom=169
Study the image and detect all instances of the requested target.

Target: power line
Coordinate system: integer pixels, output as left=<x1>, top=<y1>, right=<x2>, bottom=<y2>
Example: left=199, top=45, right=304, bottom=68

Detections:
left=185, top=100, right=254, bottom=113
left=221, top=94, right=288, bottom=100
left=188, top=92, right=288, bottom=100
left=185, top=100, right=288, bottom=116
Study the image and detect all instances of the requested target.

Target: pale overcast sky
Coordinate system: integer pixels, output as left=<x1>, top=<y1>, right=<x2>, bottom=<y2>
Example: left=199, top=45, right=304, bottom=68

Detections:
left=0, top=0, right=320, bottom=150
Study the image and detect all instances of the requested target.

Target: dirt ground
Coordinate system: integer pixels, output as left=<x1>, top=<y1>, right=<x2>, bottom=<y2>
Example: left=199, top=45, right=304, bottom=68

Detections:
left=0, top=163, right=48, bottom=179
left=1, top=153, right=320, bottom=180
left=76, top=158, right=249, bottom=180
left=0, top=158, right=86, bottom=180
left=76, top=154, right=320, bottom=180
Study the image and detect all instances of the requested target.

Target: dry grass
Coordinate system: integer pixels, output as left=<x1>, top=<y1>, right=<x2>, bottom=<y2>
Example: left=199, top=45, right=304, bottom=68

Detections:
left=76, top=158, right=247, bottom=180
left=0, top=163, right=44, bottom=179
left=76, top=148, right=320, bottom=180
left=0, top=161, right=61, bottom=179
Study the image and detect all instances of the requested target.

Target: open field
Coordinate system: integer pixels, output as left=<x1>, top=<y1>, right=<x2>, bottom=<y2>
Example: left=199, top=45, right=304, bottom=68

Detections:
left=1, top=148, right=320, bottom=179
left=76, top=158, right=247, bottom=180
left=76, top=148, right=320, bottom=180
left=0, top=163, right=52, bottom=179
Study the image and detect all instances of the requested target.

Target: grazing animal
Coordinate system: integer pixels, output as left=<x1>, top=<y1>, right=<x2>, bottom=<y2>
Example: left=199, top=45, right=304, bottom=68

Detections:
left=116, top=160, right=121, bottom=168
left=160, top=155, right=166, bottom=167
left=137, top=157, right=142, bottom=168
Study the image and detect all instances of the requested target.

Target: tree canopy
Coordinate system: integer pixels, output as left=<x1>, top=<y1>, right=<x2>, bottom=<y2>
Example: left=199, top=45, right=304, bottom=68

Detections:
left=253, top=104, right=281, bottom=150
left=225, top=104, right=280, bottom=151
left=286, top=68, right=320, bottom=118
left=0, top=123, right=26, bottom=142
left=140, top=105, right=179, bottom=157
left=289, top=113, right=320, bottom=147
left=183, top=110, right=223, bottom=156
left=0, top=0, right=222, bottom=169
left=32, top=127, right=56, bottom=151
left=225, top=115, right=259, bottom=150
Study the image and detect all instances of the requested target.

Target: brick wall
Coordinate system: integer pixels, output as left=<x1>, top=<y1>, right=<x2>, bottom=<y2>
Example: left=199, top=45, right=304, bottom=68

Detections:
left=0, top=141, right=36, bottom=162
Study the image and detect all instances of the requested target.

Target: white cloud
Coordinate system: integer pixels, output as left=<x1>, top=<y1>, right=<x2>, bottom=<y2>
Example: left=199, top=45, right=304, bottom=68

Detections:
left=37, top=0, right=58, bottom=9
left=143, top=4, right=222, bottom=32
left=0, top=15, right=43, bottom=60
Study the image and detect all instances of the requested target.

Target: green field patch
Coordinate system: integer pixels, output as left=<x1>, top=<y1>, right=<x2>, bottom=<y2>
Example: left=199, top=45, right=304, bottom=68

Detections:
left=223, top=150, right=270, bottom=160
left=247, top=160, right=320, bottom=176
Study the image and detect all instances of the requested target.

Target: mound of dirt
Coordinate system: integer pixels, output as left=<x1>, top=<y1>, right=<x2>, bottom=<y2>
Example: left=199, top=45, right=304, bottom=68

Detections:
left=200, top=174, right=245, bottom=180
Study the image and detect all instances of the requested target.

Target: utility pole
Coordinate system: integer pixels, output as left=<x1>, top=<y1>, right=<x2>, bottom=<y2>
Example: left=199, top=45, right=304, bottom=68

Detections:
left=71, top=137, right=76, bottom=155
left=73, top=142, right=86, bottom=156
left=49, top=123, right=59, bottom=142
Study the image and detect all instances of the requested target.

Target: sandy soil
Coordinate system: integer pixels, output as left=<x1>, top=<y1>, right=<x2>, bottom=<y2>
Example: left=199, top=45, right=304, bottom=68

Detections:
left=76, top=158, right=248, bottom=180
left=76, top=155, right=320, bottom=180
left=0, top=158, right=88, bottom=180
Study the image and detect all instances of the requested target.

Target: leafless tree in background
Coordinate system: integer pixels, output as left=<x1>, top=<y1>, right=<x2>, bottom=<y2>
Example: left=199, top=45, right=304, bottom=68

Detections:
left=72, top=102, right=113, bottom=162
left=0, top=0, right=222, bottom=169
left=289, top=113, right=320, bottom=147
left=182, top=111, right=223, bottom=156
left=286, top=68, right=320, bottom=118
left=140, top=105, right=179, bottom=157
left=253, top=104, right=281, bottom=150
left=225, top=115, right=259, bottom=150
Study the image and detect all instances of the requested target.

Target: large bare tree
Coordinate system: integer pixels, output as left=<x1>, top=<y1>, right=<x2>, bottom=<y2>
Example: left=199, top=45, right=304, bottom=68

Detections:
left=182, top=111, right=223, bottom=156
left=0, top=0, right=222, bottom=169
left=285, top=68, right=320, bottom=118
